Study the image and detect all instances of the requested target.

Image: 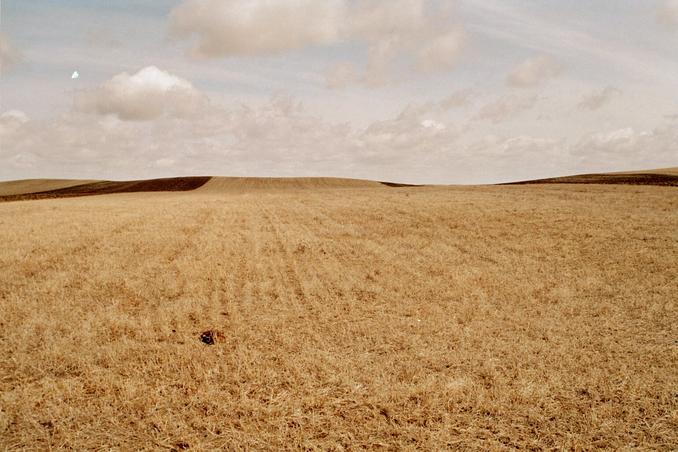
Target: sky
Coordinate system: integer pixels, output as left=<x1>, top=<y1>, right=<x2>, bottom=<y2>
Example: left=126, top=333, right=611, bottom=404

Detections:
left=0, top=0, right=677, bottom=184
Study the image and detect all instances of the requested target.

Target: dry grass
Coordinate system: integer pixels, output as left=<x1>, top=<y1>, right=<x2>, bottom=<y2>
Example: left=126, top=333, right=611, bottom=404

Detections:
left=0, top=183, right=676, bottom=450
left=201, top=177, right=384, bottom=192
left=0, top=179, right=95, bottom=197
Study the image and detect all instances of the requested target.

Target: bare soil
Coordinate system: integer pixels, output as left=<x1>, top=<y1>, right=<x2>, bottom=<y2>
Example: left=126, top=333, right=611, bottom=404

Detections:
left=506, top=172, right=678, bottom=186
left=0, top=177, right=212, bottom=202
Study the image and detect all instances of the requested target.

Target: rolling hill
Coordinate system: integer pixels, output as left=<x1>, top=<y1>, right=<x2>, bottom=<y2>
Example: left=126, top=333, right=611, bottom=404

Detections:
left=505, top=167, right=678, bottom=186
left=0, top=167, right=675, bottom=203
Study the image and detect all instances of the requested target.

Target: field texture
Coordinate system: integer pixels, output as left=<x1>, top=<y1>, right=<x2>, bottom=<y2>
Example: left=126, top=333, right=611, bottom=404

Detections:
left=0, top=179, right=96, bottom=197
left=0, top=183, right=677, bottom=450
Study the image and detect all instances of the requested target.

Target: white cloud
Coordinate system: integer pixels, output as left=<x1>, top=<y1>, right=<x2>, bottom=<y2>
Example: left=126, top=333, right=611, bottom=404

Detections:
left=506, top=55, right=562, bottom=87
left=420, top=119, right=445, bottom=130
left=2, top=95, right=461, bottom=182
left=0, top=33, right=22, bottom=73
left=570, top=125, right=678, bottom=172
left=0, top=110, right=29, bottom=128
left=77, top=66, right=207, bottom=121
left=657, top=0, right=678, bottom=29
left=2, top=83, right=676, bottom=184
left=169, top=0, right=345, bottom=58
left=349, top=0, right=427, bottom=39
left=577, top=86, right=621, bottom=111
left=170, top=0, right=466, bottom=88
left=354, top=107, right=462, bottom=169
left=349, top=1, right=465, bottom=84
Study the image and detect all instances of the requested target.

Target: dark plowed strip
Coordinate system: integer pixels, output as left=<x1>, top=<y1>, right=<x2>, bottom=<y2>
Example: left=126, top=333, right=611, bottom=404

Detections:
left=379, top=181, right=424, bottom=188
left=503, top=173, right=678, bottom=187
left=0, top=177, right=212, bottom=202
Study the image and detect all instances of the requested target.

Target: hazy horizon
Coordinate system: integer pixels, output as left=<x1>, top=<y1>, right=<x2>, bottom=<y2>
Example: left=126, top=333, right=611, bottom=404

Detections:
left=1, top=0, right=677, bottom=184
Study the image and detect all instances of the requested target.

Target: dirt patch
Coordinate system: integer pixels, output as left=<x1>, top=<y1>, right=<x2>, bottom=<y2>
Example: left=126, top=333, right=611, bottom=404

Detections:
left=0, top=177, right=212, bottom=202
left=504, top=173, right=678, bottom=187
left=379, top=181, right=424, bottom=188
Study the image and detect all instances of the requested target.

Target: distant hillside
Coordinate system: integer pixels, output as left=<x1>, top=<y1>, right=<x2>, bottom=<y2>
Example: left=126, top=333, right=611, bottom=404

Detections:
left=199, top=177, right=385, bottom=192
left=0, top=176, right=406, bottom=202
left=0, top=179, right=97, bottom=197
left=505, top=168, right=678, bottom=187
left=0, top=177, right=211, bottom=202
left=1, top=167, right=675, bottom=203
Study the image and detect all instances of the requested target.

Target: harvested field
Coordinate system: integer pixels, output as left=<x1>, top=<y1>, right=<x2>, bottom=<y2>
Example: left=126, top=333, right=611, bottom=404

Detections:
left=0, top=182, right=677, bottom=450
left=200, top=177, right=384, bottom=192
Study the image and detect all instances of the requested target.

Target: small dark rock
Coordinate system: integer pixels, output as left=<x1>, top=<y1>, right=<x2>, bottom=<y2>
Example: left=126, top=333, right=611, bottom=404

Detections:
left=200, top=331, right=215, bottom=345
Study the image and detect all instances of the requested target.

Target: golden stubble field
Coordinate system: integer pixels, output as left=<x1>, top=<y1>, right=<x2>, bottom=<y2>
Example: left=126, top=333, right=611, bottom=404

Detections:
left=0, top=182, right=677, bottom=450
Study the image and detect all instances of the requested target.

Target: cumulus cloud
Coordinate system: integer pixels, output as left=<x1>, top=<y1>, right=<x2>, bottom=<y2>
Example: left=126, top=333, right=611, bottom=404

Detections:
left=77, top=66, right=207, bottom=121
left=169, top=0, right=345, bottom=58
left=570, top=125, right=678, bottom=172
left=348, top=0, right=465, bottom=84
left=171, top=0, right=465, bottom=87
left=475, top=94, right=538, bottom=123
left=3, top=86, right=675, bottom=184
left=0, top=96, right=355, bottom=180
left=1, top=93, right=462, bottom=182
left=349, top=0, right=427, bottom=39
left=0, top=110, right=29, bottom=132
left=657, top=0, right=678, bottom=29
left=577, top=86, right=621, bottom=111
left=0, top=33, right=22, bottom=73
left=355, top=105, right=461, bottom=164
left=506, top=55, right=562, bottom=87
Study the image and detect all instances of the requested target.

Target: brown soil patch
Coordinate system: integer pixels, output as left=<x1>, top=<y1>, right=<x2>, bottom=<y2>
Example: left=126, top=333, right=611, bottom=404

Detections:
left=505, top=172, right=678, bottom=187
left=0, top=177, right=212, bottom=202
left=379, top=181, right=424, bottom=187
